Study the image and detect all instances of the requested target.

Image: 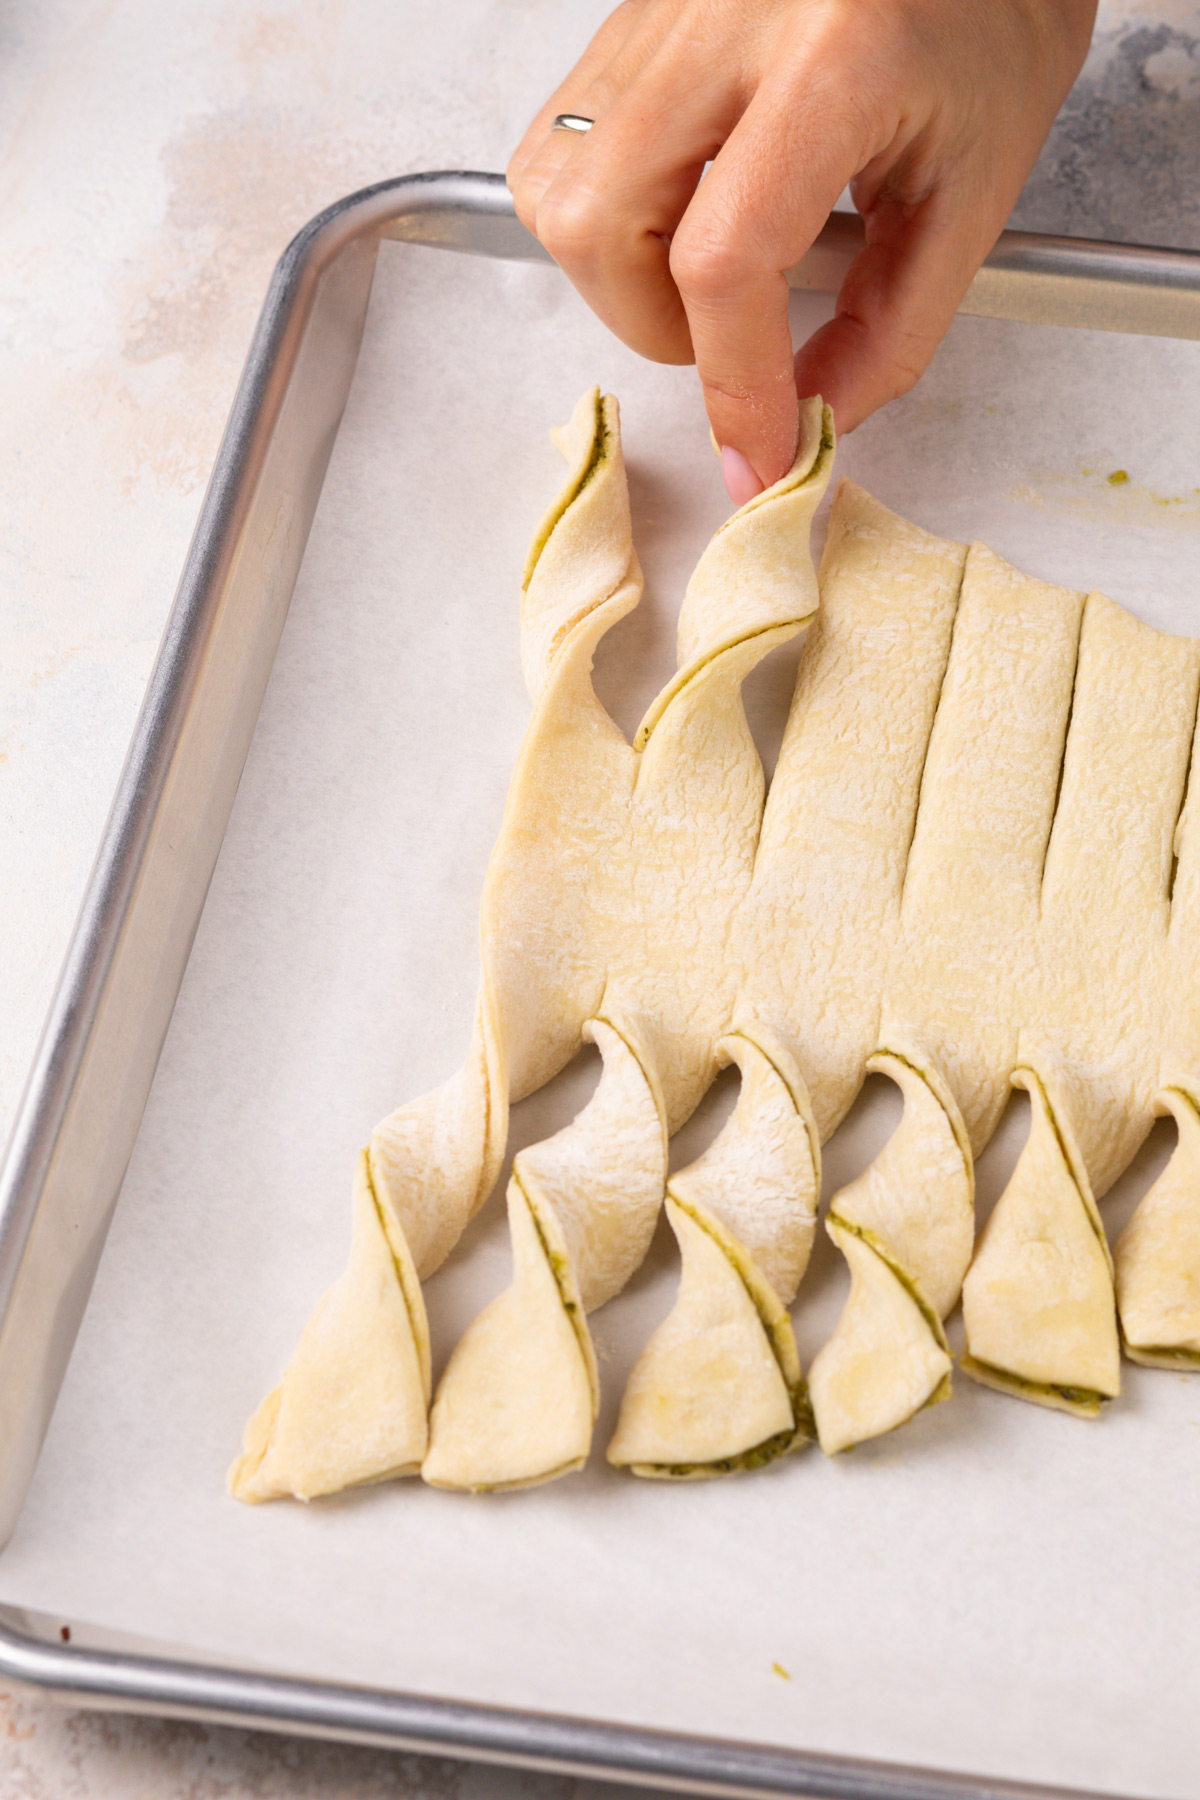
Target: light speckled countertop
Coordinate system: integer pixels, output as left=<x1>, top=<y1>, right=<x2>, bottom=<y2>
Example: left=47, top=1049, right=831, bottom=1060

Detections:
left=2, top=1, right=1199, bottom=1791
left=0, top=1685, right=609, bottom=1800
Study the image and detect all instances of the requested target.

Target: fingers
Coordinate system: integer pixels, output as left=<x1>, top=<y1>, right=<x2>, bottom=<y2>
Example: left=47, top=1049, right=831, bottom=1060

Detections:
left=508, top=3, right=852, bottom=483
left=516, top=118, right=700, bottom=368
left=513, top=30, right=869, bottom=487
left=507, top=0, right=691, bottom=245
left=510, top=5, right=741, bottom=368
left=792, top=176, right=1004, bottom=435
left=668, top=73, right=863, bottom=486
left=508, top=0, right=664, bottom=194
left=793, top=0, right=1093, bottom=439
left=510, top=0, right=1097, bottom=481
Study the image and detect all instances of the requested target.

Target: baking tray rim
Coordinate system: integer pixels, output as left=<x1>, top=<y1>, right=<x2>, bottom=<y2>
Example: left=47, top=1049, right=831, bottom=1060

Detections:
left=0, top=1598, right=1135, bottom=1800
left=2, top=168, right=1197, bottom=1799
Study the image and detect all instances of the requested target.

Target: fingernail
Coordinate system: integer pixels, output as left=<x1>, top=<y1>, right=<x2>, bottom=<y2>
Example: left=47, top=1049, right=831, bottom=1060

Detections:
left=721, top=445, right=764, bottom=507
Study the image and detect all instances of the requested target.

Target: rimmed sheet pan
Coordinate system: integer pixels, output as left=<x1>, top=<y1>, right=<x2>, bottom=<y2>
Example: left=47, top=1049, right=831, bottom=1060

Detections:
left=2, top=171, right=1200, bottom=1800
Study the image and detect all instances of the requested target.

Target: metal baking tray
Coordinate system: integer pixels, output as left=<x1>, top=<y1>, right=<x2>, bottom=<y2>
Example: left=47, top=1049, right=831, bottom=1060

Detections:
left=2, top=168, right=1199, bottom=1799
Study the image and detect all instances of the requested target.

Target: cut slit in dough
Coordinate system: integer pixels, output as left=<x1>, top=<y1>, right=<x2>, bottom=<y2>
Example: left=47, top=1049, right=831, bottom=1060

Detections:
left=233, top=385, right=1200, bottom=1504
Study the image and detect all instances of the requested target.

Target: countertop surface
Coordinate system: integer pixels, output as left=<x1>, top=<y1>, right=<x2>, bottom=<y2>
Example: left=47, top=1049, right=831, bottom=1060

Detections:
left=2, top=0, right=1200, bottom=1792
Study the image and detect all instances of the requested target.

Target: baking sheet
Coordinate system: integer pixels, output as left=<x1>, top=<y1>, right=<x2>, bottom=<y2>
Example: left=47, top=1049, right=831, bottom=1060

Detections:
left=3, top=240, right=1200, bottom=1798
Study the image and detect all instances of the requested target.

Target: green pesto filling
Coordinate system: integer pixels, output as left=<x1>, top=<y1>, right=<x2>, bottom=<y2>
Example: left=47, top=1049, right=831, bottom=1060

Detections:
left=363, top=1153, right=427, bottom=1387
left=827, top=1209, right=948, bottom=1352
left=633, top=620, right=802, bottom=752
left=576, top=411, right=611, bottom=493
left=874, top=1042, right=973, bottom=1172
left=516, top=1174, right=592, bottom=1374
left=673, top=1195, right=809, bottom=1408
left=962, top=1354, right=1106, bottom=1411
left=640, top=1421, right=806, bottom=1481
left=1021, top=1069, right=1108, bottom=1259
left=521, top=397, right=610, bottom=589
left=653, top=1196, right=813, bottom=1476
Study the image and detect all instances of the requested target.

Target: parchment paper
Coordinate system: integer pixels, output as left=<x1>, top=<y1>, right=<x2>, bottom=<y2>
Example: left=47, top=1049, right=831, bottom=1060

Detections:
left=3, top=240, right=1200, bottom=1798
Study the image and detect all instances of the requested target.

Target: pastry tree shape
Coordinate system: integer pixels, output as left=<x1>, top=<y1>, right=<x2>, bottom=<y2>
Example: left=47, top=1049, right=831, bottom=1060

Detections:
left=231, top=389, right=1200, bottom=1504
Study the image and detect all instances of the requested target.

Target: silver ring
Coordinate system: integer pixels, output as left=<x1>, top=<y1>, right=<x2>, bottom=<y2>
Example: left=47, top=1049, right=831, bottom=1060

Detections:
left=551, top=113, right=594, bottom=134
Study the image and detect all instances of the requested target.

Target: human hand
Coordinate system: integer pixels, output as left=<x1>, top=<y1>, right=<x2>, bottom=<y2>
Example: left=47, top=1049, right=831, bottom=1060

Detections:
left=508, top=0, right=1097, bottom=501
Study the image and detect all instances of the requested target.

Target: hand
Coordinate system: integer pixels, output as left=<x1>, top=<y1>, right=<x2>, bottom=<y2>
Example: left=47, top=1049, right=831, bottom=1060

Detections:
left=508, top=0, right=1097, bottom=500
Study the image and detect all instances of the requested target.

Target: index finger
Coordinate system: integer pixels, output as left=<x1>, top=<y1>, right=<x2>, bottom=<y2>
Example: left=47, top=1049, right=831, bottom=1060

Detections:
left=669, top=75, right=870, bottom=487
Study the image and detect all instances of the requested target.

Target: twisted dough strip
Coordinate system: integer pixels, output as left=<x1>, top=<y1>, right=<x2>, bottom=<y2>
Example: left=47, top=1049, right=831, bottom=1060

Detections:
left=230, top=391, right=641, bottom=1501
left=424, top=400, right=835, bottom=1489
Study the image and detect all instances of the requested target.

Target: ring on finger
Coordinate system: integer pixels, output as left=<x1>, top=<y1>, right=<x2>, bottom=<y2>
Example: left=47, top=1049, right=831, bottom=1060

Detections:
left=551, top=113, right=594, bottom=134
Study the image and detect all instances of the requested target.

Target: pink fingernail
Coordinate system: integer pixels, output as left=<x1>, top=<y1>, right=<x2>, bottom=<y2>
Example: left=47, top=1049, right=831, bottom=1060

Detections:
left=721, top=445, right=765, bottom=507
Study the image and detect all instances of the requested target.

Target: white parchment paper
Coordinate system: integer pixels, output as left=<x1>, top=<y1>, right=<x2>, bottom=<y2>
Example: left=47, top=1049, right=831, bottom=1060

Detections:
left=3, top=241, right=1200, bottom=1798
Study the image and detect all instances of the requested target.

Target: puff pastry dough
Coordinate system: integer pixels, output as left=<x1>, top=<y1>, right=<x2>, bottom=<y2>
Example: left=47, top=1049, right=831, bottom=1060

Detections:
left=231, top=389, right=1200, bottom=1502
